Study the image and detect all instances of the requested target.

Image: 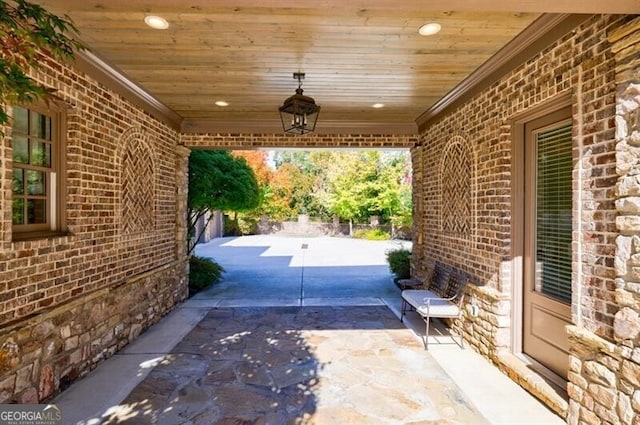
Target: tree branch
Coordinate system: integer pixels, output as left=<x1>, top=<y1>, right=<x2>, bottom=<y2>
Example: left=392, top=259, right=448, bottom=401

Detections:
left=187, top=209, right=211, bottom=255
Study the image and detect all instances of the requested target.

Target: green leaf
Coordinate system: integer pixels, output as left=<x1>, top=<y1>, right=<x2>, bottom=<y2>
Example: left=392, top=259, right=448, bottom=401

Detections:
left=0, top=0, right=84, bottom=126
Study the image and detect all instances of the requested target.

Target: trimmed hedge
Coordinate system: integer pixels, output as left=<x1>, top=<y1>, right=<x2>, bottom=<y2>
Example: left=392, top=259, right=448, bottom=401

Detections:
left=353, top=228, right=391, bottom=240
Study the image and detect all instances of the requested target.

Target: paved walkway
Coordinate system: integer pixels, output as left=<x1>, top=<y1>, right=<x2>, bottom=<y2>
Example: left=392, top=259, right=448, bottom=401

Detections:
left=55, top=235, right=565, bottom=424
left=99, top=306, right=487, bottom=424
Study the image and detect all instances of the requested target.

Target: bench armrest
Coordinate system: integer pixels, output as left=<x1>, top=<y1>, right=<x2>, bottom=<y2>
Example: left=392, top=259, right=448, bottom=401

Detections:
left=422, top=294, right=457, bottom=303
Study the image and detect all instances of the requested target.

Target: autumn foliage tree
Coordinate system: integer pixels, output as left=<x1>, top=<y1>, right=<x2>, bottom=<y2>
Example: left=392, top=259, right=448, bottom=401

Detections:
left=232, top=150, right=271, bottom=187
left=229, top=150, right=273, bottom=233
left=238, top=150, right=412, bottom=236
left=267, top=151, right=329, bottom=219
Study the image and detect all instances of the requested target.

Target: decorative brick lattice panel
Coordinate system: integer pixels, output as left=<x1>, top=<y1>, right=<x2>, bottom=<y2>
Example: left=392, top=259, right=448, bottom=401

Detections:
left=440, top=139, right=472, bottom=236
left=121, top=133, right=155, bottom=234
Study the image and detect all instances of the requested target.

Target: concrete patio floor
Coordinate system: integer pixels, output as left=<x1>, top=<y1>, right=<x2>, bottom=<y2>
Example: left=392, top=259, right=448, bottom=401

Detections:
left=54, top=236, right=565, bottom=424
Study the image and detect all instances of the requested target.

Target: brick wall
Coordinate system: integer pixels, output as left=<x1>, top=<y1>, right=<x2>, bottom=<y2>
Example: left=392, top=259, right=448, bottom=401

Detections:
left=564, top=17, right=640, bottom=425
left=181, top=133, right=416, bottom=150
left=412, top=14, right=635, bottom=419
left=414, top=13, right=628, bottom=341
left=0, top=55, right=188, bottom=402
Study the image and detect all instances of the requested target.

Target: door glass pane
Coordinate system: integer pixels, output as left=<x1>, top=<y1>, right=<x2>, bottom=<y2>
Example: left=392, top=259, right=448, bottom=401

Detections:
left=12, top=168, right=24, bottom=194
left=12, top=106, right=28, bottom=133
left=26, top=170, right=46, bottom=195
left=31, top=141, right=51, bottom=167
left=12, top=199, right=24, bottom=225
left=535, top=123, right=573, bottom=303
left=27, top=199, right=47, bottom=224
left=12, top=135, right=29, bottom=164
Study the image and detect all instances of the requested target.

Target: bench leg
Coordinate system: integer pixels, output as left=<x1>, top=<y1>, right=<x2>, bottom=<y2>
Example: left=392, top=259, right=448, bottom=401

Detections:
left=424, top=316, right=430, bottom=350
left=400, top=298, right=406, bottom=322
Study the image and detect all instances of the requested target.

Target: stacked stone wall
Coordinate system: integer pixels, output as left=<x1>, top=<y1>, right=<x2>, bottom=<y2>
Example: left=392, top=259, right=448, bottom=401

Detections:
left=0, top=261, right=186, bottom=403
left=566, top=326, right=640, bottom=425
left=461, top=285, right=511, bottom=358
left=0, top=55, right=188, bottom=402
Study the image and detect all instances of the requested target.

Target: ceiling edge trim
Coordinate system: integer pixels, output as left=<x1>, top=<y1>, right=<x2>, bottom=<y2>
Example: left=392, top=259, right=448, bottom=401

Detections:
left=181, top=120, right=419, bottom=136
left=415, top=13, right=592, bottom=133
left=74, top=50, right=183, bottom=131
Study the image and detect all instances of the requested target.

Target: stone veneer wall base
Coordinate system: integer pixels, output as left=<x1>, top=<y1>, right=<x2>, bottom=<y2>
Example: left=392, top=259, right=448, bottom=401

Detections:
left=0, top=259, right=188, bottom=403
left=494, top=351, right=569, bottom=418
left=461, top=284, right=569, bottom=418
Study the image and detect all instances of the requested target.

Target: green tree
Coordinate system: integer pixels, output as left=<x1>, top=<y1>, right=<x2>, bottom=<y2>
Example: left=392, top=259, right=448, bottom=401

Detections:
left=188, top=150, right=260, bottom=253
left=0, top=0, right=84, bottom=125
left=272, top=150, right=313, bottom=173
left=375, top=153, right=413, bottom=232
left=324, top=152, right=378, bottom=233
left=322, top=151, right=412, bottom=234
left=250, top=149, right=412, bottom=235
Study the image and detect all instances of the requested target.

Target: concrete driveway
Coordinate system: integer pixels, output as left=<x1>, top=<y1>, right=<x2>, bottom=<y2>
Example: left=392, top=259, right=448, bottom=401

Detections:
left=193, top=235, right=409, bottom=306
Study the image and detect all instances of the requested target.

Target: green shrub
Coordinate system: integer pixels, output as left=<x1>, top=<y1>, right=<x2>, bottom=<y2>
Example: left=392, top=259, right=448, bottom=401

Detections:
left=237, top=214, right=259, bottom=235
left=385, top=247, right=411, bottom=280
left=353, top=228, right=390, bottom=240
left=189, top=256, right=224, bottom=295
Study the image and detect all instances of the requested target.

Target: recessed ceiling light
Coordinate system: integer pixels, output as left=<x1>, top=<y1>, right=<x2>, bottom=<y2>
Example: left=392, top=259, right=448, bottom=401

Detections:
left=372, top=103, right=385, bottom=108
left=418, top=22, right=441, bottom=36
left=215, top=100, right=229, bottom=107
left=144, top=15, right=169, bottom=30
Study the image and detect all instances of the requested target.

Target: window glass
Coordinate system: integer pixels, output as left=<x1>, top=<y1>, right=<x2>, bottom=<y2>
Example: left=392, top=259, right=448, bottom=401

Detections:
left=31, top=141, right=51, bottom=167
left=27, top=199, right=47, bottom=224
left=26, top=170, right=46, bottom=195
left=31, top=112, right=51, bottom=140
left=12, top=106, right=28, bottom=133
left=12, top=169, right=24, bottom=195
left=11, top=103, right=62, bottom=236
left=12, top=135, right=29, bottom=164
left=535, top=123, right=573, bottom=303
left=12, top=199, right=24, bottom=225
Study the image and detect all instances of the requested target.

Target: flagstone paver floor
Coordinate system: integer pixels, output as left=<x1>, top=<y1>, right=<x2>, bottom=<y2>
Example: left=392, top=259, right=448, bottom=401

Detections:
left=102, top=306, right=489, bottom=425
left=56, top=236, right=563, bottom=424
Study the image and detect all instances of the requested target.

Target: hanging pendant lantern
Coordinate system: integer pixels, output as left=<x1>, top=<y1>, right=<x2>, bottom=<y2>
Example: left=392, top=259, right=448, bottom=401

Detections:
left=279, top=72, right=320, bottom=135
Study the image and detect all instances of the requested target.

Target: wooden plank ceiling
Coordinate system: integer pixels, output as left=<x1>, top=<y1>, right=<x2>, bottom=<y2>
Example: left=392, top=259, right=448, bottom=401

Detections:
left=37, top=1, right=638, bottom=134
